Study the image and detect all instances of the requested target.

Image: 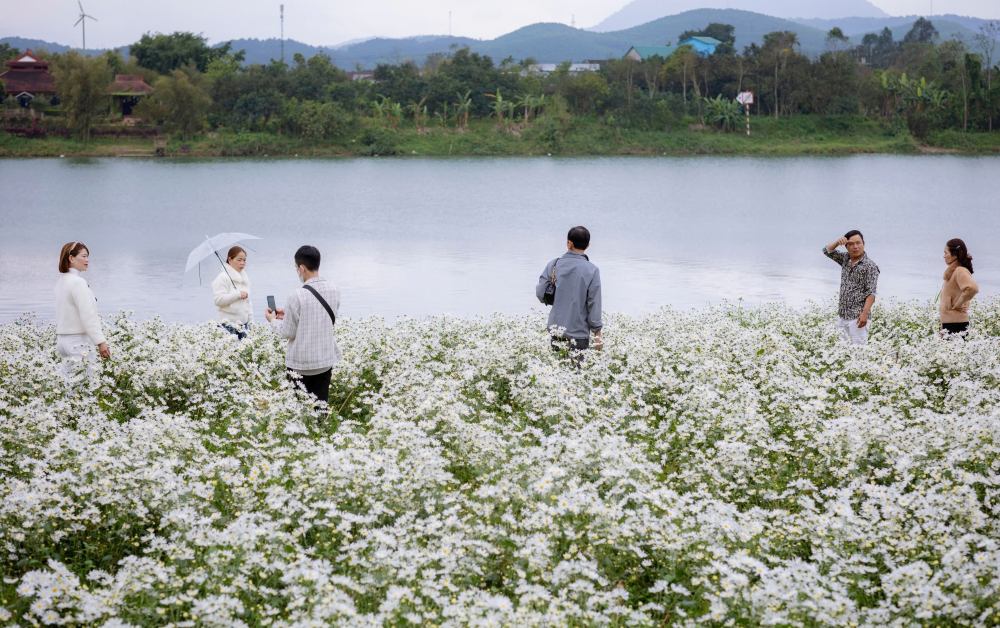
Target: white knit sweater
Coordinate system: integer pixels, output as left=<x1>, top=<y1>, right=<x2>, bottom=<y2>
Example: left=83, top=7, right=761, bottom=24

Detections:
left=212, top=264, right=252, bottom=324
left=54, top=269, right=107, bottom=345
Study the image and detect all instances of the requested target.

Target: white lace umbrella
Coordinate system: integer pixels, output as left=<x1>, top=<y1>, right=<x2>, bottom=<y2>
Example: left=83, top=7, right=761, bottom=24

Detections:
left=185, top=233, right=261, bottom=288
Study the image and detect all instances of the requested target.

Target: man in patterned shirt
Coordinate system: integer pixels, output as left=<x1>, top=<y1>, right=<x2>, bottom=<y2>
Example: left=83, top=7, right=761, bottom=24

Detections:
left=824, top=230, right=880, bottom=345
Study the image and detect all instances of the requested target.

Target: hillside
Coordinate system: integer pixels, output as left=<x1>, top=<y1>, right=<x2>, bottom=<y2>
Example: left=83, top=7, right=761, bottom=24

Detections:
left=794, top=15, right=996, bottom=47
left=4, top=9, right=996, bottom=71
left=616, top=9, right=830, bottom=53
left=0, top=36, right=125, bottom=57
left=592, top=0, right=887, bottom=31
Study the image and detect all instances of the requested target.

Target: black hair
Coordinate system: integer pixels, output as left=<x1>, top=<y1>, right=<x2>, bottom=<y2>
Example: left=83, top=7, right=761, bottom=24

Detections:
left=294, top=245, right=321, bottom=272
left=946, top=238, right=974, bottom=274
left=567, top=226, right=591, bottom=250
left=844, top=229, right=864, bottom=243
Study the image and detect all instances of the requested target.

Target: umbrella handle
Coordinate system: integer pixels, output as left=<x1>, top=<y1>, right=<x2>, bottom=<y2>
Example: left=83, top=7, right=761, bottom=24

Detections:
left=214, top=249, right=238, bottom=291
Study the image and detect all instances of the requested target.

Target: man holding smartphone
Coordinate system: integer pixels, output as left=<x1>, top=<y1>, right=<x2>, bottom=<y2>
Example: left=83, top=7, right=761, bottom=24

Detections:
left=265, top=245, right=342, bottom=408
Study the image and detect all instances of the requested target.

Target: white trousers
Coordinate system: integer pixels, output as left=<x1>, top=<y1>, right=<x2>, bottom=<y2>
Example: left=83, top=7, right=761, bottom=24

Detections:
left=56, top=334, right=96, bottom=383
left=837, top=317, right=869, bottom=345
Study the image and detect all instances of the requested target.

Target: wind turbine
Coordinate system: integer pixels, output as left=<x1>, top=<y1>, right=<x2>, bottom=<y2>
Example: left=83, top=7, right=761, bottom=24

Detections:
left=74, top=0, right=97, bottom=51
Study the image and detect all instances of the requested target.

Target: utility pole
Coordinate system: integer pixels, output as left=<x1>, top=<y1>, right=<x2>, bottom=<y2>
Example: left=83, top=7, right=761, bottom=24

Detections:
left=280, top=4, right=285, bottom=64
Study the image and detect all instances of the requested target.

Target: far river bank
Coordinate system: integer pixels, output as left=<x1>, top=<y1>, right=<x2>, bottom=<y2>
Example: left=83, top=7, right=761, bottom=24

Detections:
left=3, top=116, right=1000, bottom=158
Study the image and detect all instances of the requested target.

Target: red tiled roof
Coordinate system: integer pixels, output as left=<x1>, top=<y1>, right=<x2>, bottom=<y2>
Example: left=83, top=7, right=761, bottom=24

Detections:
left=107, top=74, right=154, bottom=96
left=1, top=50, right=56, bottom=95
left=6, top=50, right=50, bottom=70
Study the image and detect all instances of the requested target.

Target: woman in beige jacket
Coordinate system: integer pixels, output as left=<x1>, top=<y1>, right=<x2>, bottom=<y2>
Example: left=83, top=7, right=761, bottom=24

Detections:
left=940, top=238, right=979, bottom=335
left=55, top=242, right=110, bottom=381
left=212, top=246, right=253, bottom=337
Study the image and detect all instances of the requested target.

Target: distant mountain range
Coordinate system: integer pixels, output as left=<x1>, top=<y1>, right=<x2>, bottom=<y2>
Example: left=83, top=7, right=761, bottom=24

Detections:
left=3, top=9, right=997, bottom=70
left=591, top=0, right=888, bottom=31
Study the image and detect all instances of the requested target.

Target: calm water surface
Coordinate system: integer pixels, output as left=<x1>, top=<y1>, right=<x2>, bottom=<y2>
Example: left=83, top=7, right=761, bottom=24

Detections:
left=0, top=156, right=997, bottom=323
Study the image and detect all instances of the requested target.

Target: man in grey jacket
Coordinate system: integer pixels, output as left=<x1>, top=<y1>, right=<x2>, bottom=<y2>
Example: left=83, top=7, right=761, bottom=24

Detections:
left=536, top=226, right=603, bottom=351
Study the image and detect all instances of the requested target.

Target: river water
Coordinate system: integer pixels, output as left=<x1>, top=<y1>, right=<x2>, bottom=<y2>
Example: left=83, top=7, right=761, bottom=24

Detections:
left=1, top=155, right=996, bottom=323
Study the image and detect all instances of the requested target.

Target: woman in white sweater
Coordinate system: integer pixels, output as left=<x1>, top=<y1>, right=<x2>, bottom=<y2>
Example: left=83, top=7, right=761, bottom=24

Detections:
left=55, top=242, right=110, bottom=380
left=212, top=246, right=252, bottom=337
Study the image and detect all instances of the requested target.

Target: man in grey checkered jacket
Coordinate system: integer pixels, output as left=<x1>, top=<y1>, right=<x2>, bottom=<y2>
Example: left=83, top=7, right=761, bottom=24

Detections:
left=265, top=245, right=342, bottom=406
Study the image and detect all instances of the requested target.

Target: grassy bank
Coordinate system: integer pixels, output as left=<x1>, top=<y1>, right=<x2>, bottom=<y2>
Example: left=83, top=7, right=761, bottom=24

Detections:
left=2, top=302, right=999, bottom=625
left=4, top=115, right=1000, bottom=158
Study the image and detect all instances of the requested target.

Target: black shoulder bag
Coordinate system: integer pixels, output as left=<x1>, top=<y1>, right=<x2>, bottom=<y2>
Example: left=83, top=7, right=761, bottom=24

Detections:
left=542, top=259, right=558, bottom=306
left=302, top=284, right=336, bottom=326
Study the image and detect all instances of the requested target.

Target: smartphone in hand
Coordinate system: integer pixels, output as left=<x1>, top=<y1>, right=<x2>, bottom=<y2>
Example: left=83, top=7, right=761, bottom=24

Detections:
left=267, top=295, right=277, bottom=312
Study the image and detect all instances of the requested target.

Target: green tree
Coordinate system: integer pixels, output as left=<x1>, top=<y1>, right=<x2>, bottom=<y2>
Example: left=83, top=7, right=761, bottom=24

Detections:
left=0, top=43, right=19, bottom=65
left=760, top=31, right=800, bottom=117
left=859, top=28, right=899, bottom=68
left=557, top=72, right=610, bottom=115
left=51, top=52, right=111, bottom=141
left=131, top=32, right=243, bottom=74
left=283, top=99, right=351, bottom=139
left=826, top=27, right=850, bottom=53
left=974, top=21, right=999, bottom=130
left=904, top=18, right=939, bottom=45
left=287, top=53, right=348, bottom=101
left=137, top=69, right=211, bottom=138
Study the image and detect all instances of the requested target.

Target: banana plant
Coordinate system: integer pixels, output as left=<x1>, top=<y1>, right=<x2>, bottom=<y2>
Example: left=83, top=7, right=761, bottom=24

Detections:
left=454, top=91, right=472, bottom=129
left=485, top=88, right=507, bottom=126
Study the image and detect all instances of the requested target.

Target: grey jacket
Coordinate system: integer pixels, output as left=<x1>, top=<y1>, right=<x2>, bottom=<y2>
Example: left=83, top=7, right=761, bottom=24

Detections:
left=536, top=251, right=603, bottom=340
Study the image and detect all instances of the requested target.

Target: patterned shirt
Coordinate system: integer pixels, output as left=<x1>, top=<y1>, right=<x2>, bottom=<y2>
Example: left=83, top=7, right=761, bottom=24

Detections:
left=270, top=277, right=342, bottom=372
left=823, top=247, right=879, bottom=320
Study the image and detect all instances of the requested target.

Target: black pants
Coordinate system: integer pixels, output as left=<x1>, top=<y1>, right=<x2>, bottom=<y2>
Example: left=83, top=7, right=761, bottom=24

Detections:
left=942, top=322, right=969, bottom=335
left=550, top=335, right=590, bottom=351
left=221, top=322, right=249, bottom=340
left=288, top=368, right=332, bottom=404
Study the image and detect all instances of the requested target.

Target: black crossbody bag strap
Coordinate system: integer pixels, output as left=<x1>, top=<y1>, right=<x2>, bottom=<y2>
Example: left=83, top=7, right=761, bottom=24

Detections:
left=302, top=284, right=336, bottom=327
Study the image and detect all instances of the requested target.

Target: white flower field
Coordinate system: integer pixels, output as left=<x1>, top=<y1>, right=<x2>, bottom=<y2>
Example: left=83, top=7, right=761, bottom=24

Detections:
left=1, top=302, right=999, bottom=626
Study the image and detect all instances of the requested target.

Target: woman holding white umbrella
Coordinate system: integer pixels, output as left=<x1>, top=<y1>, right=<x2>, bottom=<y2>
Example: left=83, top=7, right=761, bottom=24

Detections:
left=185, top=233, right=260, bottom=338
left=212, top=245, right=253, bottom=337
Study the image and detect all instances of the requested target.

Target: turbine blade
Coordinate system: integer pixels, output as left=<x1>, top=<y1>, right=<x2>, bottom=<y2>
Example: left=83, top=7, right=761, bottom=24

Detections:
left=74, top=16, right=84, bottom=26
left=78, top=0, right=84, bottom=12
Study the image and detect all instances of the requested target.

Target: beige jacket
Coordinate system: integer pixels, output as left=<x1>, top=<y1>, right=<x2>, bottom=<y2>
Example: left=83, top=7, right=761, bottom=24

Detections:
left=212, top=264, right=252, bottom=324
left=54, top=269, right=107, bottom=345
left=940, top=264, right=978, bottom=324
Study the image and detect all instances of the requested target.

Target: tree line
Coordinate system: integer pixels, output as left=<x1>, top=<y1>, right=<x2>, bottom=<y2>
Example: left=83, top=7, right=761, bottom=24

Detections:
left=2, top=18, right=998, bottom=143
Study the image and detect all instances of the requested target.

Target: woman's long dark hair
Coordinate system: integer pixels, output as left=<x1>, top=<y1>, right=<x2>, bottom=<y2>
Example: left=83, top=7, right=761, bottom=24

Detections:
left=946, top=238, right=974, bottom=274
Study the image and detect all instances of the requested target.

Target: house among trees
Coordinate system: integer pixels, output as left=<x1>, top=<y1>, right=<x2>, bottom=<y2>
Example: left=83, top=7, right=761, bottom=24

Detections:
left=624, top=36, right=722, bottom=62
left=0, top=50, right=57, bottom=108
left=107, top=74, right=154, bottom=116
left=526, top=63, right=600, bottom=76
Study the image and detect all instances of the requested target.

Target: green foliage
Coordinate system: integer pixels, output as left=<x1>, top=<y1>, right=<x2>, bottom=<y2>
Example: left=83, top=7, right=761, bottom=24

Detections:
left=557, top=72, right=610, bottom=115
left=135, top=69, right=211, bottom=139
left=131, top=32, right=244, bottom=75
left=50, top=53, right=111, bottom=141
left=358, top=127, right=399, bottom=156
left=282, top=99, right=352, bottom=140
left=0, top=43, right=21, bottom=65
left=703, top=95, right=741, bottom=131
left=904, top=17, right=940, bottom=45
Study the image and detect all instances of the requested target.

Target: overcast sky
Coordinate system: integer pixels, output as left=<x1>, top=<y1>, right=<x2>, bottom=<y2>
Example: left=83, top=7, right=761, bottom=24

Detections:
left=5, top=1, right=999, bottom=49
